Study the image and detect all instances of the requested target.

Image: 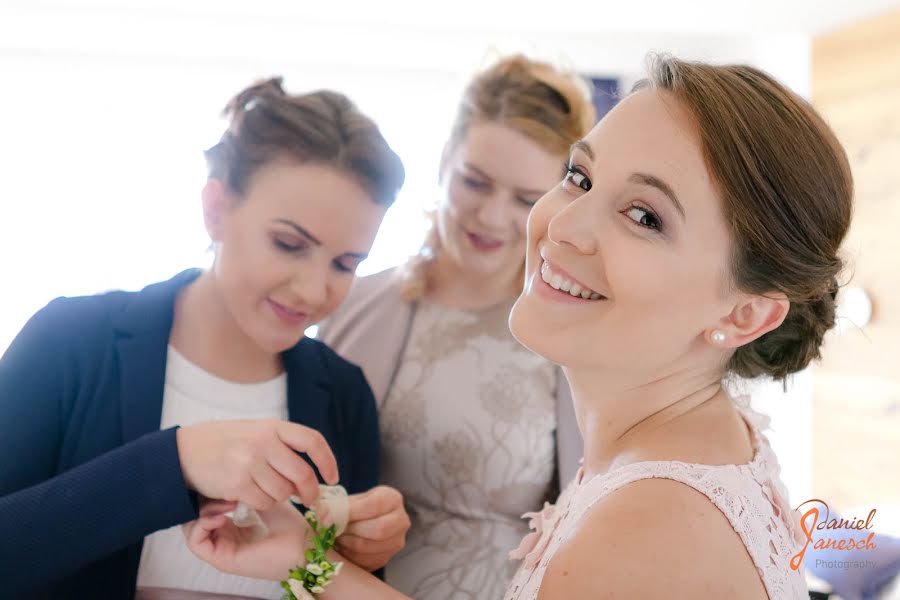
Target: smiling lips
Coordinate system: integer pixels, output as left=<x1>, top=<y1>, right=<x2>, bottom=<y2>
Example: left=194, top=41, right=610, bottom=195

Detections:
left=540, top=260, right=605, bottom=301
left=267, top=298, right=309, bottom=326
left=466, top=230, right=504, bottom=252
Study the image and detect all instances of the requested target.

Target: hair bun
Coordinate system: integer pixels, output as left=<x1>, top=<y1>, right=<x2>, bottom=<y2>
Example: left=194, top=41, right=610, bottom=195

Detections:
left=728, top=276, right=841, bottom=380
left=223, top=77, right=286, bottom=120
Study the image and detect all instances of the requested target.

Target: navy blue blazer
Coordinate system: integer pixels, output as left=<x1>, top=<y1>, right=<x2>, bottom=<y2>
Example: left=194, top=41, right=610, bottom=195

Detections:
left=0, top=270, right=380, bottom=598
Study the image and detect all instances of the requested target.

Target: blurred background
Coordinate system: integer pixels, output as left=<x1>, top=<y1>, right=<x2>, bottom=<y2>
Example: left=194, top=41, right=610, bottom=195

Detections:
left=1, top=1, right=899, bottom=593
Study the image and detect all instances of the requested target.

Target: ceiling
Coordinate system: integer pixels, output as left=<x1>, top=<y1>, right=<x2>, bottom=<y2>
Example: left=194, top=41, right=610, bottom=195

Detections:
left=16, top=0, right=900, bottom=36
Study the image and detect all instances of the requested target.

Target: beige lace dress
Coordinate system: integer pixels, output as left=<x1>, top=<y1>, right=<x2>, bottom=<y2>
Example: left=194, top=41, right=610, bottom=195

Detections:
left=380, top=299, right=561, bottom=600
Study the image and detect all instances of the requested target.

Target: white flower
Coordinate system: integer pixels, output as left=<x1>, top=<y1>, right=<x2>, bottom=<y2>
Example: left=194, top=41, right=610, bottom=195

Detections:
left=305, top=563, right=324, bottom=576
left=288, top=579, right=315, bottom=600
left=311, top=586, right=325, bottom=594
left=333, top=561, right=343, bottom=575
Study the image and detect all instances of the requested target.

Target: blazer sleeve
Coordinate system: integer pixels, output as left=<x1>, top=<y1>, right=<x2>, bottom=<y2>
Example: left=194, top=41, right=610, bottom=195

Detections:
left=0, top=302, right=197, bottom=592
left=554, top=366, right=583, bottom=488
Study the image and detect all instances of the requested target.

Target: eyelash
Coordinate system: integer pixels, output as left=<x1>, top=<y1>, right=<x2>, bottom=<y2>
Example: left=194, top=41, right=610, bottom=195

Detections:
left=564, top=165, right=592, bottom=191
left=623, top=205, right=663, bottom=232
left=274, top=238, right=305, bottom=253
left=273, top=238, right=355, bottom=273
left=461, top=174, right=536, bottom=208
left=461, top=176, right=488, bottom=191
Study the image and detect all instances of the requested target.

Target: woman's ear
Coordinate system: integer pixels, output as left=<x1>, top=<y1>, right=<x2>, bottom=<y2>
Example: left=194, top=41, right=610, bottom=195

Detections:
left=707, top=293, right=790, bottom=348
left=201, top=179, right=230, bottom=242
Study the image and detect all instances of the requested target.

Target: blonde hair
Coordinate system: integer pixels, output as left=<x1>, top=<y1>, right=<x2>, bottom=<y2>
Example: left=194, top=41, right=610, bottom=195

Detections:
left=401, top=55, right=596, bottom=300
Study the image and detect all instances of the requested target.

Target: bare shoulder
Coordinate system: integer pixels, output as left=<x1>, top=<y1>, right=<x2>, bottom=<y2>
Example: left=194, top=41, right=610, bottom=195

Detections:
left=536, top=478, right=768, bottom=600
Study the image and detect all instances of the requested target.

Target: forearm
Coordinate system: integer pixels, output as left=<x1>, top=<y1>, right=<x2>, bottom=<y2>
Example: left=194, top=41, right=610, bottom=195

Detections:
left=0, top=428, right=197, bottom=591
left=321, top=549, right=411, bottom=600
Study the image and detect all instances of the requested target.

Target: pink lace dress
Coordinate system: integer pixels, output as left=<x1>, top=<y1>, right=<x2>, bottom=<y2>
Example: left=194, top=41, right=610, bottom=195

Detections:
left=504, top=399, right=809, bottom=599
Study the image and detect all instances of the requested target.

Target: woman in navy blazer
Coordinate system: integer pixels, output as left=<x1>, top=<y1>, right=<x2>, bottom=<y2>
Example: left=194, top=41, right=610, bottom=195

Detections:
left=0, top=78, right=407, bottom=598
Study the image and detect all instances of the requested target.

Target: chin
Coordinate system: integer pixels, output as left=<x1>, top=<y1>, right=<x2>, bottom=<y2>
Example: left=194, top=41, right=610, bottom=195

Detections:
left=254, top=328, right=305, bottom=355
left=510, top=294, right=551, bottom=359
left=511, top=291, right=596, bottom=369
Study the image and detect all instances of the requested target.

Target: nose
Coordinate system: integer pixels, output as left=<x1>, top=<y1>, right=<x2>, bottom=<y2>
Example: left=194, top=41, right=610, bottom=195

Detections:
left=288, top=259, right=329, bottom=309
left=475, top=190, right=510, bottom=231
left=547, top=196, right=598, bottom=255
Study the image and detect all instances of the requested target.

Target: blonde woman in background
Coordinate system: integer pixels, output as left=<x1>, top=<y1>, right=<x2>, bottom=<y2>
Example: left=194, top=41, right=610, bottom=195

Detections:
left=317, top=55, right=596, bottom=599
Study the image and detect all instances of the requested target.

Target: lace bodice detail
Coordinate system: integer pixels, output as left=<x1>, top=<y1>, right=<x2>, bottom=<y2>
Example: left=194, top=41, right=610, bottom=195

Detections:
left=505, top=399, right=809, bottom=600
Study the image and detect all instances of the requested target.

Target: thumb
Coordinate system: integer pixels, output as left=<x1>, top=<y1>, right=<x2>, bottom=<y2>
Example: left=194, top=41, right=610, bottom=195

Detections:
left=184, top=514, right=228, bottom=561
left=348, top=486, right=398, bottom=521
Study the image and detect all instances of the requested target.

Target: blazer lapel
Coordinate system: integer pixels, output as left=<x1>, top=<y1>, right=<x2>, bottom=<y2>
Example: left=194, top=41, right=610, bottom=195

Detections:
left=116, top=334, right=169, bottom=443
left=112, top=270, right=200, bottom=443
left=284, top=339, right=337, bottom=481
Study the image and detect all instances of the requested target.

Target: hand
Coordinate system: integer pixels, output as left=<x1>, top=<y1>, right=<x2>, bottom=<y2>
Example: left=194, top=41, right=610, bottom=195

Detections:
left=336, top=486, right=410, bottom=571
left=183, top=499, right=311, bottom=580
left=176, top=419, right=338, bottom=510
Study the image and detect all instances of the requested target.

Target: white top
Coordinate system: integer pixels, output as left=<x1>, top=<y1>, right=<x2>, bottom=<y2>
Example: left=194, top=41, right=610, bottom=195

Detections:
left=136, top=346, right=288, bottom=599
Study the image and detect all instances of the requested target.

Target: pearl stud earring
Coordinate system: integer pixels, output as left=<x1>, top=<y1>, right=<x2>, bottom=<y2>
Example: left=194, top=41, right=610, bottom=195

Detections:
left=712, top=330, right=726, bottom=343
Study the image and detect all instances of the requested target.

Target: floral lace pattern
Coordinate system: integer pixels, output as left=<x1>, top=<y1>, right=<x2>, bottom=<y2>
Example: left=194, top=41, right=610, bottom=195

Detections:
left=381, top=300, right=560, bottom=600
left=505, top=399, right=808, bottom=600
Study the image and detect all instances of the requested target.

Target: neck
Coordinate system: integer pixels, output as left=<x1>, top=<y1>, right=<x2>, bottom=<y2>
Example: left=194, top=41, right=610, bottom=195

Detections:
left=170, top=270, right=282, bottom=382
left=567, top=364, right=728, bottom=478
left=426, top=253, right=519, bottom=310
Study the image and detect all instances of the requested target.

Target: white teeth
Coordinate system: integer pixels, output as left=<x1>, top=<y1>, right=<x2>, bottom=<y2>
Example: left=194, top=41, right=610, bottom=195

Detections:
left=540, top=260, right=603, bottom=300
left=541, top=262, right=552, bottom=284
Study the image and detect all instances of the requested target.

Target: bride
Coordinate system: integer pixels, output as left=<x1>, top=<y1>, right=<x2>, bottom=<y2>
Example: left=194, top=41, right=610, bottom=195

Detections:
left=186, top=54, right=852, bottom=600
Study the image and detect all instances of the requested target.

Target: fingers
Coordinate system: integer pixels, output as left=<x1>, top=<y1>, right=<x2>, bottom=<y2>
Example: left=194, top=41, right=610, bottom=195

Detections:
left=348, top=486, right=404, bottom=522
left=200, top=499, right=238, bottom=517
left=267, top=438, right=322, bottom=507
left=236, top=481, right=279, bottom=512
left=343, top=509, right=410, bottom=543
left=276, top=422, right=339, bottom=485
left=250, top=461, right=295, bottom=508
left=184, top=514, right=228, bottom=562
left=337, top=530, right=406, bottom=556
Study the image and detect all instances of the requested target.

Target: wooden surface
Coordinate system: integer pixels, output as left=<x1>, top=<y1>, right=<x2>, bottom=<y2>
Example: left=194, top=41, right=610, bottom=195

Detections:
left=811, top=8, right=900, bottom=511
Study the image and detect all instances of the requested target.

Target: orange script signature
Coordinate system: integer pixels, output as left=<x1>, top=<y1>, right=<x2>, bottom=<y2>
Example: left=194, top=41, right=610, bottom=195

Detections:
left=790, top=498, right=877, bottom=570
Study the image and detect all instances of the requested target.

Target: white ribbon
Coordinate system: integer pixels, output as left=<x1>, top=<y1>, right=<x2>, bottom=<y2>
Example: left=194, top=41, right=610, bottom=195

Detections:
left=227, top=484, right=349, bottom=540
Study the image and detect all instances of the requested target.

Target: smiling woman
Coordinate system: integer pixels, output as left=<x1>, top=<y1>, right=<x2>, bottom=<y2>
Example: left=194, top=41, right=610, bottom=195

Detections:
left=196, top=161, right=385, bottom=356
left=506, top=54, right=852, bottom=600
left=0, top=76, right=409, bottom=598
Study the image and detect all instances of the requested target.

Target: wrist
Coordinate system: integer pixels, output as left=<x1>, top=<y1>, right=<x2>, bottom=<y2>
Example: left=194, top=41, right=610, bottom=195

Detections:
left=282, top=508, right=344, bottom=598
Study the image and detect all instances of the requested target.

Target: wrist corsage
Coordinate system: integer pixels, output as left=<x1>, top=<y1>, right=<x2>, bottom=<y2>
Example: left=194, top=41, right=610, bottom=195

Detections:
left=281, top=485, right=349, bottom=600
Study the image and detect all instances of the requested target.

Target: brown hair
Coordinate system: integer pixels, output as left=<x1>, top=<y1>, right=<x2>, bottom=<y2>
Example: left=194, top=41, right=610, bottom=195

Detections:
left=205, top=77, right=405, bottom=207
left=402, top=55, right=596, bottom=300
left=636, top=55, right=853, bottom=380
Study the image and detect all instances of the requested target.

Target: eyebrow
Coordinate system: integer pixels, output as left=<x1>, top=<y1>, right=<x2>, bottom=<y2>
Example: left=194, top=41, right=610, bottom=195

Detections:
left=275, top=219, right=369, bottom=260
left=629, top=173, right=686, bottom=220
left=462, top=163, right=547, bottom=198
left=570, top=140, right=595, bottom=161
